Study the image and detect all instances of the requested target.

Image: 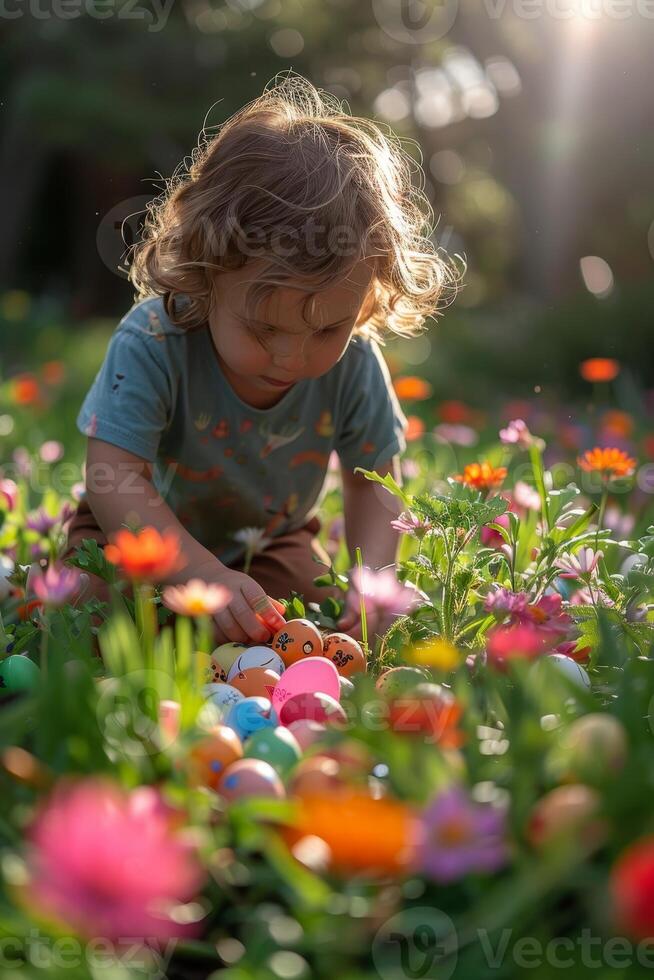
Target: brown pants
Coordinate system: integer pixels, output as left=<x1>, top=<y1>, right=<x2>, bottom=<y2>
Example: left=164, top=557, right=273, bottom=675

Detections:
left=60, top=499, right=342, bottom=622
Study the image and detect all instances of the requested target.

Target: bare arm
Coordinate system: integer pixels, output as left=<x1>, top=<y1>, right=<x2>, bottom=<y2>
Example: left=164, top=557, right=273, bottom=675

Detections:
left=340, top=455, right=404, bottom=571
left=84, top=438, right=286, bottom=642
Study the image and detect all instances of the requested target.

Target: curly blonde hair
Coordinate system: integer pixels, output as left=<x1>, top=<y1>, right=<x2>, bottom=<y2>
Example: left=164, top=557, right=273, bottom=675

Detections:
left=128, top=70, right=461, bottom=344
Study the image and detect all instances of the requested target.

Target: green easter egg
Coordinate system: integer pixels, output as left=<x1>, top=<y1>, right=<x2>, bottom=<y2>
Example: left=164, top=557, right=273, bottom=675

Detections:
left=0, top=655, right=40, bottom=694
left=244, top=726, right=301, bottom=777
left=211, top=643, right=246, bottom=677
left=375, top=666, right=429, bottom=699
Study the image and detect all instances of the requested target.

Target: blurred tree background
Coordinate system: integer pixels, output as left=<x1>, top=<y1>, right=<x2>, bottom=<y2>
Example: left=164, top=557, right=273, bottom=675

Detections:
left=1, top=0, right=653, bottom=407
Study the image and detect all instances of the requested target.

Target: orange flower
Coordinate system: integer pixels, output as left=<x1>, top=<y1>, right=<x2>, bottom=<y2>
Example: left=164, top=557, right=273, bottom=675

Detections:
left=454, top=461, right=507, bottom=491
left=393, top=376, right=433, bottom=401
left=11, top=374, right=42, bottom=407
left=600, top=410, right=633, bottom=439
left=577, top=447, right=637, bottom=481
left=388, top=688, right=464, bottom=747
left=406, top=416, right=426, bottom=442
left=41, top=361, right=66, bottom=386
left=104, top=527, right=187, bottom=583
left=283, top=791, right=419, bottom=876
left=579, top=358, right=620, bottom=383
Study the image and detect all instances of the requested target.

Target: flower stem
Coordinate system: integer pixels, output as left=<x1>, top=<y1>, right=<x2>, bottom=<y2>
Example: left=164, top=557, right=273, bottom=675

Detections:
left=135, top=581, right=156, bottom=671
left=595, top=484, right=608, bottom=553
left=355, top=547, right=369, bottom=657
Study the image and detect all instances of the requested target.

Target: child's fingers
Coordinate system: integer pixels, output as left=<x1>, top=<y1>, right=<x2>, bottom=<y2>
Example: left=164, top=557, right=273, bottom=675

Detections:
left=243, top=583, right=287, bottom=633
left=213, top=606, right=250, bottom=644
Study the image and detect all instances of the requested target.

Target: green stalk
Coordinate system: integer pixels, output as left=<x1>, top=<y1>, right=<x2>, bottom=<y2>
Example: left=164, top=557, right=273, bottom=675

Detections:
left=195, top=613, right=213, bottom=656
left=135, top=580, right=156, bottom=671
left=529, top=443, right=550, bottom=533
left=355, top=546, right=369, bottom=656
left=595, top=484, right=609, bottom=553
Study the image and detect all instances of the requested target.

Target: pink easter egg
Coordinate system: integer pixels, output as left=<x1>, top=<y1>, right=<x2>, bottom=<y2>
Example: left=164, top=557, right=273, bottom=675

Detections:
left=287, top=718, right=327, bottom=751
left=271, top=656, right=340, bottom=716
left=217, top=759, right=286, bottom=802
left=278, top=691, right=348, bottom=728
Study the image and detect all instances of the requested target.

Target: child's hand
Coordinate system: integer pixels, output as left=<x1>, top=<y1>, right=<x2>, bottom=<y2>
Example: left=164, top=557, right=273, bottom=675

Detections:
left=191, top=561, right=286, bottom=646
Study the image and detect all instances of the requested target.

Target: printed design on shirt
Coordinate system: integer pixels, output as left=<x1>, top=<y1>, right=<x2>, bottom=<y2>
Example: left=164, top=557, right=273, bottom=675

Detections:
left=193, top=412, right=212, bottom=431
left=163, top=456, right=224, bottom=483
left=259, top=422, right=305, bottom=459
left=314, top=411, right=334, bottom=437
left=264, top=491, right=299, bottom=537
left=239, top=419, right=254, bottom=434
left=236, top=454, right=248, bottom=466
left=361, top=441, right=377, bottom=454
left=212, top=420, right=230, bottom=439
left=145, top=309, right=166, bottom=341
left=224, top=447, right=234, bottom=457
left=289, top=450, right=330, bottom=469
left=85, top=413, right=98, bottom=437
left=111, top=373, right=125, bottom=393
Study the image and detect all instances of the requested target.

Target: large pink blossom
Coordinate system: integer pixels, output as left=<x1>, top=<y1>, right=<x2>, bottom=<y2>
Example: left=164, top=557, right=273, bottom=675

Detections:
left=485, top=587, right=573, bottom=639
left=23, top=778, right=205, bottom=943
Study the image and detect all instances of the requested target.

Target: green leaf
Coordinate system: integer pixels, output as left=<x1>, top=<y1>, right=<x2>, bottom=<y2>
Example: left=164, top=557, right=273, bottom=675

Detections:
left=353, top=466, right=412, bottom=507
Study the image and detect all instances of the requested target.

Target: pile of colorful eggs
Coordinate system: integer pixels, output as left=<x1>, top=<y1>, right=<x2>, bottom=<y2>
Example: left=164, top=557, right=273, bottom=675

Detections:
left=186, top=618, right=369, bottom=802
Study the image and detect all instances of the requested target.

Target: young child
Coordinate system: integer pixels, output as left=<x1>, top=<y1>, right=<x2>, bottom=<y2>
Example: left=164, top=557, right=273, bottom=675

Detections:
left=62, top=73, right=455, bottom=646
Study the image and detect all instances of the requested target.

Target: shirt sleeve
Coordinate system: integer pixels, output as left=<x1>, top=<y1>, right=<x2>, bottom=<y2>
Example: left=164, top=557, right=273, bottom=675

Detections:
left=335, top=338, right=409, bottom=471
left=76, top=323, right=175, bottom=462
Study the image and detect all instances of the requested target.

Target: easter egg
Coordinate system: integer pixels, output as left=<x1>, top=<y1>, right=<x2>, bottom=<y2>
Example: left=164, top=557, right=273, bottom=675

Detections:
left=287, top=719, right=327, bottom=751
left=187, top=725, right=243, bottom=790
left=211, top=642, right=246, bottom=681
left=290, top=756, right=347, bottom=796
left=527, top=784, right=605, bottom=851
left=231, top=668, right=280, bottom=698
left=547, top=713, right=627, bottom=786
left=271, top=618, right=323, bottom=667
left=192, top=651, right=215, bottom=684
left=0, top=655, right=40, bottom=695
left=218, top=759, right=286, bottom=802
left=244, top=726, right=302, bottom=777
left=375, top=666, right=429, bottom=699
left=225, top=697, right=276, bottom=742
left=279, top=691, right=348, bottom=728
left=227, top=646, right=285, bottom=680
left=322, top=633, right=367, bottom=677
left=531, top=654, right=591, bottom=691
left=272, top=656, right=340, bottom=716
left=203, top=683, right=244, bottom=709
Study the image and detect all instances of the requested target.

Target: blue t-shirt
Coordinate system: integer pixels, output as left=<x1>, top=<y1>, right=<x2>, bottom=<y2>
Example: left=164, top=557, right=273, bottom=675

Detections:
left=76, top=294, right=409, bottom=565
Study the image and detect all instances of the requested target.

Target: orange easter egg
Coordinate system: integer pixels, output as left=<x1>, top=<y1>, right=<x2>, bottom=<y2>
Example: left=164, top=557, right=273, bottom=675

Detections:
left=218, top=758, right=286, bottom=802
left=322, top=633, right=367, bottom=677
left=231, top=668, right=280, bottom=698
left=271, top=618, right=323, bottom=667
left=187, top=725, right=243, bottom=791
left=290, top=756, right=348, bottom=796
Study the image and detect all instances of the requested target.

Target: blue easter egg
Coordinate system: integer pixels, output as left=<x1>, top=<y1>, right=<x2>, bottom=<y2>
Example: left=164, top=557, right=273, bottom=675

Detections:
left=225, top=696, right=275, bottom=741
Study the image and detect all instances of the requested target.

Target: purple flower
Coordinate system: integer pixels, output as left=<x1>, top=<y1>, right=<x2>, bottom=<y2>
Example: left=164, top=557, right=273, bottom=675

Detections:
left=29, top=563, right=83, bottom=607
left=26, top=502, right=75, bottom=535
left=418, top=786, right=508, bottom=882
left=484, top=586, right=530, bottom=617
left=554, top=548, right=603, bottom=580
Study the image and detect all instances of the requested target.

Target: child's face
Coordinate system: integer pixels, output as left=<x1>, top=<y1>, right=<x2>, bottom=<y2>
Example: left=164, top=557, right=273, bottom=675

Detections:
left=207, top=258, right=376, bottom=403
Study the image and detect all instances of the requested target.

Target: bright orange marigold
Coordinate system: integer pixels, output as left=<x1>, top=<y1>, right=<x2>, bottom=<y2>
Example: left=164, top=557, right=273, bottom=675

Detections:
left=104, top=527, right=187, bottom=583
left=577, top=447, right=637, bottom=481
left=406, top=416, right=426, bottom=441
left=454, top=461, right=507, bottom=491
left=11, top=374, right=42, bottom=407
left=283, top=791, right=420, bottom=876
left=579, top=358, right=620, bottom=383
left=393, top=376, right=433, bottom=401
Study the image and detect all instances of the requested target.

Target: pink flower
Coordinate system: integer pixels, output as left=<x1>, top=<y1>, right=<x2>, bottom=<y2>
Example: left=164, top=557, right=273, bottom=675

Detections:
left=487, top=622, right=554, bottom=668
left=499, top=419, right=535, bottom=449
left=0, top=478, right=19, bottom=511
left=39, top=440, right=64, bottom=464
left=162, top=578, right=231, bottom=617
left=28, top=562, right=83, bottom=607
left=390, top=511, right=433, bottom=539
left=401, top=459, right=421, bottom=479
left=480, top=512, right=512, bottom=550
left=433, top=423, right=479, bottom=447
left=554, top=548, right=603, bottom=580
left=484, top=587, right=573, bottom=640
left=511, top=481, right=541, bottom=513
left=570, top=585, right=616, bottom=608
left=23, top=778, right=205, bottom=942
left=418, top=785, right=508, bottom=881
left=345, top=566, right=424, bottom=621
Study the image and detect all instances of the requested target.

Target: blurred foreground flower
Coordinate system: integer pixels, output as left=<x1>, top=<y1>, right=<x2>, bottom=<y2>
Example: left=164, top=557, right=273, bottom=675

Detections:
left=393, top=376, right=432, bottom=400
left=162, top=578, right=231, bottom=617
left=611, top=836, right=654, bottom=939
left=578, top=447, right=637, bottom=481
left=105, top=527, right=187, bottom=583
left=21, top=778, right=205, bottom=942
left=29, top=563, right=83, bottom=608
left=345, top=566, right=424, bottom=621
left=499, top=418, right=543, bottom=450
left=418, top=785, right=508, bottom=882
left=232, top=526, right=272, bottom=575
left=486, top=623, right=554, bottom=667
left=26, top=503, right=75, bottom=535
left=454, top=461, right=507, bottom=492
left=284, top=791, right=419, bottom=875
